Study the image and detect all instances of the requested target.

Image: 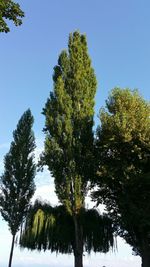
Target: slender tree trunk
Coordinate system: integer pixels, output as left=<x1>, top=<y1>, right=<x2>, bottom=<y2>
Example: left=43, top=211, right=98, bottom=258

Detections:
left=8, top=234, right=15, bottom=267
left=73, top=215, right=83, bottom=267
left=141, top=249, right=150, bottom=267
left=74, top=252, right=83, bottom=267
left=141, top=237, right=150, bottom=267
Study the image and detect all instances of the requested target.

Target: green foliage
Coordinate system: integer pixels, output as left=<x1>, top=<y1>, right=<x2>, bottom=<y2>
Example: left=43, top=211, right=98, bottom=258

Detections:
left=42, top=31, right=97, bottom=215
left=20, top=201, right=114, bottom=254
left=0, top=109, right=36, bottom=235
left=93, top=88, right=150, bottom=256
left=32, top=32, right=114, bottom=267
left=0, top=0, right=24, bottom=33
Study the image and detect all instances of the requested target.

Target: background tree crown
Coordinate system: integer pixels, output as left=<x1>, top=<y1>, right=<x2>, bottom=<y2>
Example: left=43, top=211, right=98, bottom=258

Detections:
left=0, top=109, right=36, bottom=235
left=93, top=88, right=150, bottom=257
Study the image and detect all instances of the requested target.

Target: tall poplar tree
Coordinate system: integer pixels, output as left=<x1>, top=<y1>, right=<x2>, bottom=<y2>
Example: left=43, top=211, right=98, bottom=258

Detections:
left=42, top=31, right=97, bottom=267
left=0, top=109, right=36, bottom=267
left=40, top=31, right=113, bottom=267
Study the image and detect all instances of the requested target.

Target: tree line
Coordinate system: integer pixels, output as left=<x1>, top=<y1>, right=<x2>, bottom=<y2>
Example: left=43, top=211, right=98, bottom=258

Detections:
left=0, top=31, right=150, bottom=267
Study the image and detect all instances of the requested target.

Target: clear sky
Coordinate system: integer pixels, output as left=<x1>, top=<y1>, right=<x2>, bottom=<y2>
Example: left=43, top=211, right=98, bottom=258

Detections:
left=0, top=0, right=150, bottom=266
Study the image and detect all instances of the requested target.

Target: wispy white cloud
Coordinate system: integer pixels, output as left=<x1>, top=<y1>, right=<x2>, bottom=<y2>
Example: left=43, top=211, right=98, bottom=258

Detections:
left=32, top=183, right=59, bottom=206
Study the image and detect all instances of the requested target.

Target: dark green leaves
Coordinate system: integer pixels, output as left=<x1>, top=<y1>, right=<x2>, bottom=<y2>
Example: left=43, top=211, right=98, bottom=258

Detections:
left=94, top=88, right=150, bottom=256
left=0, top=109, right=36, bottom=235
left=0, top=0, right=24, bottom=33
left=20, top=201, right=114, bottom=254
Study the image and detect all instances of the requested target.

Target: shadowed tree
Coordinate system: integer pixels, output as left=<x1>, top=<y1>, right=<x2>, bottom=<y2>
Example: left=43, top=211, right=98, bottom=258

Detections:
left=93, top=88, right=150, bottom=267
left=0, top=109, right=36, bottom=267
left=20, top=31, right=115, bottom=267
left=20, top=201, right=114, bottom=261
left=0, top=0, right=24, bottom=32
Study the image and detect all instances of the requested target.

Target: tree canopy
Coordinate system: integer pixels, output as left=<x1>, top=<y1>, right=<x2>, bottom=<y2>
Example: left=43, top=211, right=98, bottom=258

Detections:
left=20, top=201, right=114, bottom=255
left=93, top=88, right=150, bottom=267
left=0, top=0, right=24, bottom=32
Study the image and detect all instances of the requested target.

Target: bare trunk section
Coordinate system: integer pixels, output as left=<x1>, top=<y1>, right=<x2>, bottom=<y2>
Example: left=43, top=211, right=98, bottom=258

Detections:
left=73, top=215, right=83, bottom=267
left=141, top=247, right=150, bottom=267
left=140, top=237, right=150, bottom=267
left=74, top=253, right=83, bottom=267
left=142, top=255, right=150, bottom=267
left=8, top=234, right=15, bottom=267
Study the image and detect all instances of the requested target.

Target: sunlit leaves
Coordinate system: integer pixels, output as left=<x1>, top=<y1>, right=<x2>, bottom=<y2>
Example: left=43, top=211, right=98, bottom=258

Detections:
left=20, top=201, right=114, bottom=254
left=42, top=31, right=97, bottom=215
left=94, top=88, right=150, bottom=256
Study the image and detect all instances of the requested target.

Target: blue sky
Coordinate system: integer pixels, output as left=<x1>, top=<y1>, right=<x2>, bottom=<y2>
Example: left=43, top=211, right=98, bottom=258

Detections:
left=0, top=0, right=150, bottom=266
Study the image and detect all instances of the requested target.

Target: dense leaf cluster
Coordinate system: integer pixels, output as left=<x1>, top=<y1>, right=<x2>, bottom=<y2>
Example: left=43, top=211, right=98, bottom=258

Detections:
left=42, top=31, right=97, bottom=215
left=93, top=88, right=150, bottom=258
left=20, top=201, right=114, bottom=254
left=0, top=0, right=24, bottom=32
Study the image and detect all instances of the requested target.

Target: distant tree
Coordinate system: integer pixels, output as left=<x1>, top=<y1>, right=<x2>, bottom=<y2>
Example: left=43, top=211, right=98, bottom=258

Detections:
left=93, top=88, right=150, bottom=267
left=20, top=32, right=115, bottom=267
left=0, top=0, right=24, bottom=33
left=20, top=201, right=114, bottom=259
left=0, top=109, right=36, bottom=267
